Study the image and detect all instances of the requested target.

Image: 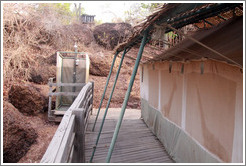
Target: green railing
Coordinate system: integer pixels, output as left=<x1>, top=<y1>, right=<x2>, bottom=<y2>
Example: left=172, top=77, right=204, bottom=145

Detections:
left=90, top=30, right=150, bottom=163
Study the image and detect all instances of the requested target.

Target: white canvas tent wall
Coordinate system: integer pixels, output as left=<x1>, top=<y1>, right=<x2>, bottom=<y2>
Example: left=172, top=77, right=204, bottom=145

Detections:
left=140, top=17, right=243, bottom=163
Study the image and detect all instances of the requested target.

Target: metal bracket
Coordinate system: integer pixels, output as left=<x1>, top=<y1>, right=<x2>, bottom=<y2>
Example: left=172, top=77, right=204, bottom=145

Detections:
left=181, top=63, right=184, bottom=74
left=169, top=62, right=172, bottom=73
left=201, top=61, right=204, bottom=74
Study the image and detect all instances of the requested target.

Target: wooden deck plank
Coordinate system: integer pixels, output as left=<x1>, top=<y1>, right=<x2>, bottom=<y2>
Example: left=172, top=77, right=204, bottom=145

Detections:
left=85, top=140, right=163, bottom=149
left=89, top=149, right=168, bottom=160
left=85, top=108, right=174, bottom=163
left=86, top=145, right=167, bottom=155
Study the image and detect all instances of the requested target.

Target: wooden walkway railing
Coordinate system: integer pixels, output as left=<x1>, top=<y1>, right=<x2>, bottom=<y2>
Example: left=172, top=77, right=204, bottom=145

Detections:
left=41, top=82, right=94, bottom=163
left=47, top=77, right=87, bottom=121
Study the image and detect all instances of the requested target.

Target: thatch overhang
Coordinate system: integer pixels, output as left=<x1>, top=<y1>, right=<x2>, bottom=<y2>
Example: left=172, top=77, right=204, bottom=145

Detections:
left=115, top=3, right=243, bottom=68
left=145, top=16, right=243, bottom=66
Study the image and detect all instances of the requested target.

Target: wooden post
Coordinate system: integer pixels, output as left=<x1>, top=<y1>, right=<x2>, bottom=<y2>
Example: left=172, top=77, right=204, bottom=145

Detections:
left=72, top=109, right=85, bottom=163
left=48, top=78, right=53, bottom=120
left=90, top=81, right=94, bottom=115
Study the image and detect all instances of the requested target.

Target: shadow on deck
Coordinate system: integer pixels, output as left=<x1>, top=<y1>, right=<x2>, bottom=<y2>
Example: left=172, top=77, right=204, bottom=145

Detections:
left=86, top=108, right=174, bottom=163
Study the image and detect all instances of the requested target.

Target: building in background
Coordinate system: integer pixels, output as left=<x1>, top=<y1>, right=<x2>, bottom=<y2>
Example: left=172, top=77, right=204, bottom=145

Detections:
left=80, top=14, right=95, bottom=24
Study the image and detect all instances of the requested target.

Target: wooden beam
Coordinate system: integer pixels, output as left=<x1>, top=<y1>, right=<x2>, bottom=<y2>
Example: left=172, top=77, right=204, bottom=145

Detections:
left=49, top=92, right=80, bottom=97
left=55, top=115, right=75, bottom=162
left=49, top=82, right=86, bottom=87
left=41, top=111, right=73, bottom=162
left=53, top=110, right=66, bottom=115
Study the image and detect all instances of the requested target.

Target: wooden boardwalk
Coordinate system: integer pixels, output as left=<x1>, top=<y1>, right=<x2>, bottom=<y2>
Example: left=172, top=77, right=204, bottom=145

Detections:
left=85, top=108, right=174, bottom=163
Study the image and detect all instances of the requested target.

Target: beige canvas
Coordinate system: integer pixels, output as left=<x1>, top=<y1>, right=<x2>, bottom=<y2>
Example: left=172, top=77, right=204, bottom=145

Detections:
left=140, top=59, right=243, bottom=162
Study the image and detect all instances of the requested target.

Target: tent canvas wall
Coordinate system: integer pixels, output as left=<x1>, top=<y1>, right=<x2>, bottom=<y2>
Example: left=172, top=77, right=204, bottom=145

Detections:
left=140, top=17, right=243, bottom=163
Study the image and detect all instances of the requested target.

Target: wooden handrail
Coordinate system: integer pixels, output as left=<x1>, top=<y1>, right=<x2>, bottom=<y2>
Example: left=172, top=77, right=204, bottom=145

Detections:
left=41, top=82, right=94, bottom=163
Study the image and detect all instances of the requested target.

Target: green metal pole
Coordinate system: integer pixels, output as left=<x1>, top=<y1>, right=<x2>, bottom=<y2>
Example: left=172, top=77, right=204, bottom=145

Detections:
left=92, top=51, right=119, bottom=131
left=90, top=48, right=127, bottom=162
left=105, top=30, right=149, bottom=163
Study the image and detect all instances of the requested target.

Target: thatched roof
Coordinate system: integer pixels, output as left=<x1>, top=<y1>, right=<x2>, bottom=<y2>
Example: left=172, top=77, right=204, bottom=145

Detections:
left=115, top=3, right=243, bottom=54
left=146, top=16, right=243, bottom=66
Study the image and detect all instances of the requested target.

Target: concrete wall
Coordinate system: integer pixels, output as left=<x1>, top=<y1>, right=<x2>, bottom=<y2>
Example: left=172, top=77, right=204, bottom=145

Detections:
left=140, top=59, right=243, bottom=162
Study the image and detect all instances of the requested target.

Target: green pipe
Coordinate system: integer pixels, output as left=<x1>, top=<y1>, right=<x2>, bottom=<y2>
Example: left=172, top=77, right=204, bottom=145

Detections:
left=105, top=30, right=149, bottom=163
left=92, top=51, right=119, bottom=131
left=90, top=48, right=127, bottom=162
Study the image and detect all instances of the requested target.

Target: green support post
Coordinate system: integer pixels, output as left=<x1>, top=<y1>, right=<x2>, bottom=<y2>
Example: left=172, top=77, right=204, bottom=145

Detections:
left=105, top=30, right=149, bottom=163
left=92, top=51, right=119, bottom=131
left=90, top=48, right=127, bottom=162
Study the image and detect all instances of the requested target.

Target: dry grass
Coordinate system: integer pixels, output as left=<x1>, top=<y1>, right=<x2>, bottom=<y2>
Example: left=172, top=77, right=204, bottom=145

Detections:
left=3, top=45, right=36, bottom=82
left=3, top=3, right=94, bottom=85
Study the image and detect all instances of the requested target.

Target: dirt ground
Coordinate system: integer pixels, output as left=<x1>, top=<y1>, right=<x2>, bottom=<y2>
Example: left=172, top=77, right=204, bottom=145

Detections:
left=17, top=113, right=58, bottom=163
left=89, top=54, right=141, bottom=109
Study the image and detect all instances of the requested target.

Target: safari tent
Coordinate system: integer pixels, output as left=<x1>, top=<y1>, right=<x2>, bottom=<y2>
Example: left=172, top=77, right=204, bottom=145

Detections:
left=139, top=17, right=243, bottom=163
left=117, top=3, right=243, bottom=163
